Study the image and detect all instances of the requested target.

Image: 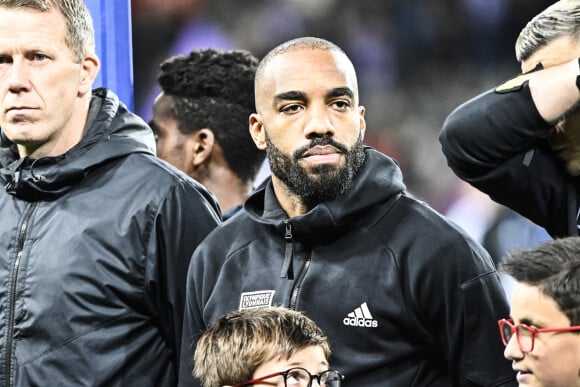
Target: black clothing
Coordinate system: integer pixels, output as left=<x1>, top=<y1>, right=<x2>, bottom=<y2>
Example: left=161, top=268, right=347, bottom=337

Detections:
left=0, top=88, right=221, bottom=386
left=439, top=82, right=578, bottom=237
left=178, top=147, right=516, bottom=387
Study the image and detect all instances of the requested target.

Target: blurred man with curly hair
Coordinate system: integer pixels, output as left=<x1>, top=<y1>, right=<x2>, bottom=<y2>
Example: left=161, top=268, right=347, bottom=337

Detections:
left=151, top=48, right=266, bottom=219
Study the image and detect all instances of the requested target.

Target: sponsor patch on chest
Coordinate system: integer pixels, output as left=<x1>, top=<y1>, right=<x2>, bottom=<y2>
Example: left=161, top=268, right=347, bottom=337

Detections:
left=239, top=290, right=275, bottom=310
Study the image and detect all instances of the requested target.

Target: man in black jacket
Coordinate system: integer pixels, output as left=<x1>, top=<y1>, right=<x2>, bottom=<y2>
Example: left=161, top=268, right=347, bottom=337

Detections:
left=178, top=36, right=515, bottom=387
left=439, top=0, right=580, bottom=238
left=0, top=1, right=221, bottom=385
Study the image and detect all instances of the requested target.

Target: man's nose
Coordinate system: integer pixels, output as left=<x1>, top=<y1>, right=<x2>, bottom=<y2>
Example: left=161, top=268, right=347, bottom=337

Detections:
left=7, top=60, right=30, bottom=93
left=303, top=104, right=335, bottom=138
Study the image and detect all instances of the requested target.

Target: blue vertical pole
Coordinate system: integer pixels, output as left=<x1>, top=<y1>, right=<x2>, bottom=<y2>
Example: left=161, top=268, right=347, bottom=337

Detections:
left=85, top=0, right=134, bottom=110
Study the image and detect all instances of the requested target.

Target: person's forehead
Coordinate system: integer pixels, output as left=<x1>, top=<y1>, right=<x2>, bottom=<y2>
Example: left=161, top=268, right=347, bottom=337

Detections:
left=152, top=93, right=175, bottom=116
left=252, top=345, right=329, bottom=376
left=260, top=49, right=357, bottom=94
left=522, top=35, right=580, bottom=72
left=0, top=7, right=75, bottom=66
left=273, top=47, right=338, bottom=63
left=510, top=282, right=570, bottom=326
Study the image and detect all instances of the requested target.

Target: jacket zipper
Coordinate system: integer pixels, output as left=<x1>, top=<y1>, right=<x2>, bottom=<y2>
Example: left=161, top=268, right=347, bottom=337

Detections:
left=289, top=253, right=311, bottom=310
left=280, top=220, right=294, bottom=278
left=3, top=202, right=37, bottom=386
left=282, top=220, right=312, bottom=310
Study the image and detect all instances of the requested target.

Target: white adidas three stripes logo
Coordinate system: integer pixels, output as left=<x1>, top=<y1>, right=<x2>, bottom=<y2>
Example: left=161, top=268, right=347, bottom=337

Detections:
left=343, top=302, right=378, bottom=328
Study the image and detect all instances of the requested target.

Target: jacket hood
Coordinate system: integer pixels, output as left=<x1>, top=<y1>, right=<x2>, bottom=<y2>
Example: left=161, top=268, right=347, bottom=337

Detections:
left=245, top=146, right=406, bottom=239
left=0, top=88, right=155, bottom=201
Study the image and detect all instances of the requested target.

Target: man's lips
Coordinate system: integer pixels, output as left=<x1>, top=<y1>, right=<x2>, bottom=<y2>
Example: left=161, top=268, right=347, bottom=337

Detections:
left=6, top=106, right=36, bottom=113
left=7, top=106, right=34, bottom=110
left=302, top=145, right=341, bottom=157
left=301, top=145, right=342, bottom=164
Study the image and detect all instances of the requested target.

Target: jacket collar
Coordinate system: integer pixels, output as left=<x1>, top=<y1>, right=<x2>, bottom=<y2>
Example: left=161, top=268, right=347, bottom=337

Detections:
left=244, top=146, right=406, bottom=239
left=0, top=88, right=155, bottom=201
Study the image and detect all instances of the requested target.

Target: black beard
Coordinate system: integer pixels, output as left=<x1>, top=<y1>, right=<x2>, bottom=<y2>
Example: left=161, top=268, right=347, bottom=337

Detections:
left=265, top=133, right=365, bottom=208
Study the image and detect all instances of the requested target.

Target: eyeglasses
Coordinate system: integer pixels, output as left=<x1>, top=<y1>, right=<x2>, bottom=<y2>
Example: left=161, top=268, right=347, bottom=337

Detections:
left=498, top=318, right=580, bottom=353
left=232, top=366, right=344, bottom=387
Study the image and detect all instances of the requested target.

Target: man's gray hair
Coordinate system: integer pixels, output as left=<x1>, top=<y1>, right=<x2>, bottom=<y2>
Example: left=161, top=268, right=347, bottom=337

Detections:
left=0, top=0, right=95, bottom=62
left=516, top=0, right=580, bottom=63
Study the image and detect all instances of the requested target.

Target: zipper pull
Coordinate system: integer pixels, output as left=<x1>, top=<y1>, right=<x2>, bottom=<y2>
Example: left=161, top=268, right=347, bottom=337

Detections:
left=280, top=221, right=294, bottom=279
left=5, top=158, right=25, bottom=193
left=5, top=170, right=20, bottom=193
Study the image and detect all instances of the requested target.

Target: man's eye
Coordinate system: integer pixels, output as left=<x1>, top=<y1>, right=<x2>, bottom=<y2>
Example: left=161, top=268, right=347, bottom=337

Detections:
left=281, top=104, right=302, bottom=114
left=32, top=53, right=47, bottom=61
left=332, top=100, right=350, bottom=109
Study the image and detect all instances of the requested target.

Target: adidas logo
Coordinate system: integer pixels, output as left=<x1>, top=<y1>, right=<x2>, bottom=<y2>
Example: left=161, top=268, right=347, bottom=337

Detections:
left=343, top=302, right=378, bottom=328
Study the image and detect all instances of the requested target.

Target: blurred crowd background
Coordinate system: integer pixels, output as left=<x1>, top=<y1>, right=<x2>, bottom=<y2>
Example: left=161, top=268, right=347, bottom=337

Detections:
left=130, top=0, right=554, bottom=215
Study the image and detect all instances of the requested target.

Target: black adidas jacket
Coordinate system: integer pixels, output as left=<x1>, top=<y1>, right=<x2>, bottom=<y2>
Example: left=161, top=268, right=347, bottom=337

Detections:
left=439, top=82, right=578, bottom=238
left=0, top=89, right=221, bottom=386
left=178, top=147, right=516, bottom=387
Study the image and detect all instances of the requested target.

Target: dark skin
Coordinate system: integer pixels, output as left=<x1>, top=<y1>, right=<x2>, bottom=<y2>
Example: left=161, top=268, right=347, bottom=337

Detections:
left=151, top=92, right=250, bottom=214
left=249, top=48, right=366, bottom=217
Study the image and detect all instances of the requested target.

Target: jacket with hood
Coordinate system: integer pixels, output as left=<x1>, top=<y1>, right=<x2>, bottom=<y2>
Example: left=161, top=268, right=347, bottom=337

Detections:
left=439, top=82, right=577, bottom=238
left=178, top=147, right=516, bottom=387
left=0, top=88, right=221, bottom=386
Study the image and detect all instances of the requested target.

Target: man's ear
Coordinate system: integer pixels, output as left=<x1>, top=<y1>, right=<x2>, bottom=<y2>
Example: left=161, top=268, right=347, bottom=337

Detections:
left=249, top=113, right=267, bottom=150
left=359, top=105, right=366, bottom=138
left=78, top=54, right=100, bottom=96
left=191, top=128, right=216, bottom=167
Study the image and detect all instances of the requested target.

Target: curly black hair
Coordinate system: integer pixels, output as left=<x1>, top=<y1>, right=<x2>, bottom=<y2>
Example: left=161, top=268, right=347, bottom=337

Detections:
left=157, top=48, right=265, bottom=184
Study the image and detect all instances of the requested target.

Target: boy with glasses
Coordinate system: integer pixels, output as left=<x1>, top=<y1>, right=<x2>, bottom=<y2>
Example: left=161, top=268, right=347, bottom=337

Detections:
left=193, top=307, right=343, bottom=387
left=498, top=237, right=580, bottom=386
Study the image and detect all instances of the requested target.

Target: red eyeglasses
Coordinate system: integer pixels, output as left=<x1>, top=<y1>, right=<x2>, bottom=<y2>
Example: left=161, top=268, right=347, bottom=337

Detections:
left=498, top=318, right=580, bottom=353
